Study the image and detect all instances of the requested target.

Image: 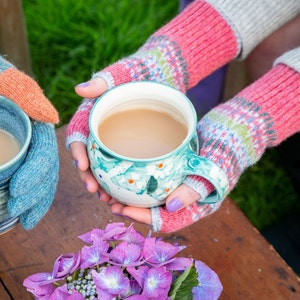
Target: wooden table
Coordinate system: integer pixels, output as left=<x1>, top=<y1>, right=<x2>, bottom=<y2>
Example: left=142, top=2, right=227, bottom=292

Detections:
left=0, top=126, right=299, bottom=299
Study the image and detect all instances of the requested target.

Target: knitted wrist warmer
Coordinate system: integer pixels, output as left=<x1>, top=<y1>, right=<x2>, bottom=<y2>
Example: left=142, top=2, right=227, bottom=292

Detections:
left=66, top=0, right=239, bottom=148
left=0, top=56, right=59, bottom=124
left=93, top=0, right=239, bottom=92
left=153, top=63, right=300, bottom=232
left=66, top=98, right=95, bottom=148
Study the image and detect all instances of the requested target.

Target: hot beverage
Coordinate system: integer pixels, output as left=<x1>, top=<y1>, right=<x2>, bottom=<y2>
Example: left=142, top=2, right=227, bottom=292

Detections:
left=98, top=108, right=187, bottom=159
left=0, top=129, right=21, bottom=166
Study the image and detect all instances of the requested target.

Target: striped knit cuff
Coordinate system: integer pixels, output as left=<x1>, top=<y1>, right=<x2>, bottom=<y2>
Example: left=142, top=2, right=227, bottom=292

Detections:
left=92, top=0, right=238, bottom=92
left=66, top=98, right=95, bottom=149
left=274, top=47, right=300, bottom=74
left=207, top=0, right=300, bottom=59
left=183, top=175, right=215, bottom=201
left=197, top=63, right=300, bottom=192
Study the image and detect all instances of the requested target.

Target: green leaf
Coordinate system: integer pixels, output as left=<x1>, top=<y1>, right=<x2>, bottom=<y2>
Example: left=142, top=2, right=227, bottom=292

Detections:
left=169, top=264, right=199, bottom=300
left=146, top=175, right=158, bottom=193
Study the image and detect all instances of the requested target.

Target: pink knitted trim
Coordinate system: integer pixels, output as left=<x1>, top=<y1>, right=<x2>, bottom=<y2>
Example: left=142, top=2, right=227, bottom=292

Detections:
left=159, top=201, right=221, bottom=233
left=237, top=64, right=300, bottom=145
left=97, top=0, right=238, bottom=92
left=66, top=98, right=95, bottom=142
left=101, top=59, right=135, bottom=87
left=155, top=0, right=239, bottom=88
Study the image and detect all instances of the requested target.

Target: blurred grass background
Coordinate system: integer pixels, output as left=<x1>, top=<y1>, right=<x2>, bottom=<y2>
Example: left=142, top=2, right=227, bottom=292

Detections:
left=23, top=0, right=298, bottom=231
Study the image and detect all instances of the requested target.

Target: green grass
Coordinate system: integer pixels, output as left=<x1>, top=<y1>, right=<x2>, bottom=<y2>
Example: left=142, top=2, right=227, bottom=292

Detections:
left=23, top=0, right=178, bottom=124
left=23, top=0, right=298, bottom=231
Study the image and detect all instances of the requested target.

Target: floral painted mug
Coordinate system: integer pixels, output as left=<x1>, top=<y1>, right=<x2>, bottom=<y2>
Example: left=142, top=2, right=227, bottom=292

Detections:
left=88, top=81, right=229, bottom=208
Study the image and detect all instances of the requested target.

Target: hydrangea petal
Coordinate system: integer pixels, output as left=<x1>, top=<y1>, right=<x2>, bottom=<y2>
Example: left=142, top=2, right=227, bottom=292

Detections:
left=192, top=260, right=223, bottom=300
left=91, top=266, right=130, bottom=295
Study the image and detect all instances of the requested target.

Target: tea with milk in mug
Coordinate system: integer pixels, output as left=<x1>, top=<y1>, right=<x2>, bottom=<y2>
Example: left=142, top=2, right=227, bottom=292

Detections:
left=98, top=108, right=188, bottom=159
left=0, top=129, right=21, bottom=166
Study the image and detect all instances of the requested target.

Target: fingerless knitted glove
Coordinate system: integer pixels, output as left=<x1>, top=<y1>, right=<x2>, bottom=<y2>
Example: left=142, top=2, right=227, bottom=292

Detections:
left=65, top=0, right=300, bottom=233
left=66, top=0, right=299, bottom=149
left=152, top=49, right=300, bottom=232
left=66, top=0, right=239, bottom=148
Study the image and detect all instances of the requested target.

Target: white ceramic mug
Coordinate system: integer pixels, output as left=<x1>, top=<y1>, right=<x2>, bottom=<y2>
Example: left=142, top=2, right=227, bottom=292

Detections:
left=88, top=82, right=228, bottom=208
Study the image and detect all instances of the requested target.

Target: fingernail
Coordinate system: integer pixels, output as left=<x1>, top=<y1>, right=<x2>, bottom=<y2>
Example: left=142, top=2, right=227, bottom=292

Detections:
left=112, top=213, right=134, bottom=221
left=76, top=81, right=90, bottom=88
left=167, top=197, right=183, bottom=212
left=84, top=182, right=88, bottom=190
left=73, top=160, right=78, bottom=168
left=97, top=190, right=101, bottom=199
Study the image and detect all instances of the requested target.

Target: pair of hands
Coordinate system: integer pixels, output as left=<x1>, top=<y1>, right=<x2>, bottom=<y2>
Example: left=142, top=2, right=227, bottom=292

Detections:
left=70, top=77, right=201, bottom=228
left=0, top=56, right=59, bottom=230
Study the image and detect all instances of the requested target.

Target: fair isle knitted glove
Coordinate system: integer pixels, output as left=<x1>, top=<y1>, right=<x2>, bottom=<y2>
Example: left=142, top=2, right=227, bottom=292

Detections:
left=152, top=49, right=300, bottom=232
left=0, top=56, right=59, bottom=229
left=66, top=0, right=299, bottom=148
left=66, top=0, right=239, bottom=147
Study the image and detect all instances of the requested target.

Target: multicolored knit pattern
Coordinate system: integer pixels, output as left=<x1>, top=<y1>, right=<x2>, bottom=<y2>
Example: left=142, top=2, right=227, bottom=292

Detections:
left=66, top=98, right=96, bottom=148
left=154, top=64, right=300, bottom=232
left=0, top=56, right=59, bottom=124
left=195, top=64, right=300, bottom=192
left=67, top=0, right=238, bottom=147
left=92, top=0, right=238, bottom=92
left=152, top=201, right=221, bottom=233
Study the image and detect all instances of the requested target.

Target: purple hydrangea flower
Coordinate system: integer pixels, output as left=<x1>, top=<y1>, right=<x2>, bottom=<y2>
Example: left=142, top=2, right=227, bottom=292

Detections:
left=164, top=256, right=193, bottom=271
left=108, top=241, right=143, bottom=266
left=142, top=266, right=172, bottom=299
left=143, top=238, right=186, bottom=266
left=23, top=272, right=56, bottom=298
left=23, top=222, right=222, bottom=299
left=102, top=222, right=132, bottom=240
left=117, top=225, right=147, bottom=247
left=127, top=266, right=149, bottom=288
left=80, top=239, right=109, bottom=269
left=78, top=228, right=104, bottom=244
left=127, top=265, right=172, bottom=299
left=52, top=251, right=81, bottom=279
left=91, top=266, right=130, bottom=297
left=192, top=260, right=223, bottom=300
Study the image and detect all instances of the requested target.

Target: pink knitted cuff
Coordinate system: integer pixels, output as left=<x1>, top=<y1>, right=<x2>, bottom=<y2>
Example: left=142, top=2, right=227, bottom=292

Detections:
left=183, top=175, right=215, bottom=201
left=237, top=64, right=300, bottom=145
left=66, top=98, right=96, bottom=149
left=153, top=202, right=221, bottom=233
left=93, top=0, right=238, bottom=92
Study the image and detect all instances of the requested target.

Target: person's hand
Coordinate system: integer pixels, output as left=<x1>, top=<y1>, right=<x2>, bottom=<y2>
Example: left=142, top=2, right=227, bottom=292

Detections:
left=67, top=76, right=216, bottom=232
left=68, top=51, right=300, bottom=233
left=66, top=0, right=243, bottom=231
left=0, top=56, right=59, bottom=229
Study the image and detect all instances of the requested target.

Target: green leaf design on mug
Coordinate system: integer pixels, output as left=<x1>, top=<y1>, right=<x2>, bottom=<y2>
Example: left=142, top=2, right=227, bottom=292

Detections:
left=146, top=175, right=158, bottom=194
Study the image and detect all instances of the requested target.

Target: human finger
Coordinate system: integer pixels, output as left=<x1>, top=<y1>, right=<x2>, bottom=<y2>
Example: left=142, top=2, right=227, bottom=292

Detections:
left=165, top=183, right=200, bottom=213
left=75, top=77, right=108, bottom=98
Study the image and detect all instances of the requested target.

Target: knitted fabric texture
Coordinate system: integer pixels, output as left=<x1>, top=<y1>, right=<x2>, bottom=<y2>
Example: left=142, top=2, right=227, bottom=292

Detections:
left=153, top=64, right=300, bottom=232
left=8, top=122, right=59, bottom=230
left=94, top=0, right=238, bottom=91
left=66, top=0, right=238, bottom=148
left=0, top=56, right=59, bottom=124
left=207, top=0, right=300, bottom=59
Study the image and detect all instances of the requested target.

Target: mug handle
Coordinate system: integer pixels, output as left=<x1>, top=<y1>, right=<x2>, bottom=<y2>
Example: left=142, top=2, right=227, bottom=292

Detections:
left=183, top=150, right=229, bottom=204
